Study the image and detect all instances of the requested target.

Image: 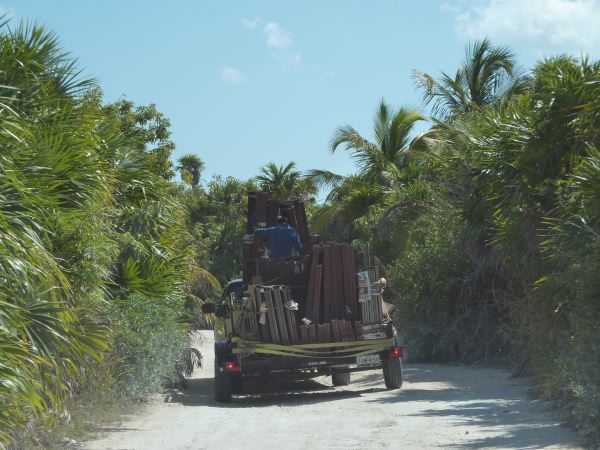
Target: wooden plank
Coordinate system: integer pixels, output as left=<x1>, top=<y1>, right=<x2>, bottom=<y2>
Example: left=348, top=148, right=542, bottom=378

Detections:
left=286, top=310, right=297, bottom=343
left=331, top=319, right=340, bottom=342
left=281, top=288, right=296, bottom=343
left=279, top=202, right=297, bottom=229
left=285, top=287, right=299, bottom=343
left=340, top=320, right=351, bottom=342
left=266, top=200, right=279, bottom=227
left=293, top=201, right=311, bottom=255
left=256, top=289, right=270, bottom=341
left=348, top=246, right=359, bottom=319
left=332, top=244, right=344, bottom=320
left=323, top=245, right=335, bottom=321
left=337, top=319, right=345, bottom=342
left=264, top=289, right=280, bottom=343
left=342, top=245, right=356, bottom=317
left=304, top=247, right=322, bottom=323
left=247, top=192, right=257, bottom=233
left=345, top=320, right=355, bottom=341
left=338, top=319, right=346, bottom=342
left=322, top=245, right=332, bottom=322
left=254, top=191, right=268, bottom=226
left=323, top=322, right=332, bottom=344
left=300, top=325, right=309, bottom=343
left=272, top=287, right=289, bottom=344
left=317, top=324, right=328, bottom=343
left=340, top=244, right=351, bottom=315
left=311, top=265, right=323, bottom=324
left=242, top=287, right=258, bottom=339
left=354, top=321, right=363, bottom=340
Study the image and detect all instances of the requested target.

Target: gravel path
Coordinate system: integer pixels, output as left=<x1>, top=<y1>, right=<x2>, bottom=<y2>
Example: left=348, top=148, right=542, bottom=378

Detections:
left=84, top=331, right=580, bottom=450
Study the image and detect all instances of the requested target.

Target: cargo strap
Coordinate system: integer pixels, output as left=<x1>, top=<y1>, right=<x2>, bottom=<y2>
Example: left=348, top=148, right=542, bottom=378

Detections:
left=231, top=337, right=395, bottom=358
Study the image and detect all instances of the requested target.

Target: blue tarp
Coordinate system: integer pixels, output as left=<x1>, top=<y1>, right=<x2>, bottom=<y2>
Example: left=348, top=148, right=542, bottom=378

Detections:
left=254, top=224, right=302, bottom=258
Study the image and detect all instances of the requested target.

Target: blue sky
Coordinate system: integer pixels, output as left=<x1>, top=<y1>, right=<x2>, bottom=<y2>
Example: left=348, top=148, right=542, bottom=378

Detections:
left=6, top=0, right=600, bottom=182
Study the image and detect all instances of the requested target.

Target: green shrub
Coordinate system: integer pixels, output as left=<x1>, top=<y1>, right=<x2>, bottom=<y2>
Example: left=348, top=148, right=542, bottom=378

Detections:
left=390, top=207, right=468, bottom=361
left=110, top=294, right=188, bottom=399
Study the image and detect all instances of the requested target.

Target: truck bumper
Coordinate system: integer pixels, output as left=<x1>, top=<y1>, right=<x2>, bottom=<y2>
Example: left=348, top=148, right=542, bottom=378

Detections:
left=239, top=352, right=393, bottom=376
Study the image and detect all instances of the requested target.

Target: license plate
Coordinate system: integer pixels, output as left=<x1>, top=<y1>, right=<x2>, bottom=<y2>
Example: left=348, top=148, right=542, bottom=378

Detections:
left=356, top=354, right=381, bottom=367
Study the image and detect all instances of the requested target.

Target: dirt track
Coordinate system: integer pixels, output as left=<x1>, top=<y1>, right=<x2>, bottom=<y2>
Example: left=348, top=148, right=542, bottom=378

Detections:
left=84, top=331, right=580, bottom=450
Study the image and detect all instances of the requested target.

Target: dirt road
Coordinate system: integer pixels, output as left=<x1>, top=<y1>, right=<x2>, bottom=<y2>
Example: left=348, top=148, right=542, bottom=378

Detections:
left=84, top=331, right=580, bottom=449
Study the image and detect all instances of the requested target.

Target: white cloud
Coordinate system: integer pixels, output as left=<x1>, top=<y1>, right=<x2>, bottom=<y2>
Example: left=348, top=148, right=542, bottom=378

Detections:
left=218, top=66, right=246, bottom=84
left=445, top=0, right=600, bottom=55
left=241, top=16, right=261, bottom=29
left=264, top=22, right=293, bottom=49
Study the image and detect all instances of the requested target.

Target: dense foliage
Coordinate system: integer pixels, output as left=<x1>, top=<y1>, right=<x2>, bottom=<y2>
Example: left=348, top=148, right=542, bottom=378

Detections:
left=313, top=45, right=600, bottom=446
left=2, top=16, right=599, bottom=449
left=0, top=23, right=201, bottom=445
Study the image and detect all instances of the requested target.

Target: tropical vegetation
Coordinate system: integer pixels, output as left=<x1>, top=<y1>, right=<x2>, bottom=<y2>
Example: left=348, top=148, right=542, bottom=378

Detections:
left=0, top=21, right=205, bottom=446
left=312, top=43, right=600, bottom=447
left=1, top=15, right=599, bottom=450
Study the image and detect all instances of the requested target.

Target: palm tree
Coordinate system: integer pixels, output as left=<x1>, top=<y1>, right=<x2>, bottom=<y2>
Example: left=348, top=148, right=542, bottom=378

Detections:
left=329, top=99, right=426, bottom=179
left=256, top=161, right=315, bottom=200
left=306, top=100, right=427, bottom=240
left=177, top=154, right=205, bottom=186
left=414, top=39, right=524, bottom=119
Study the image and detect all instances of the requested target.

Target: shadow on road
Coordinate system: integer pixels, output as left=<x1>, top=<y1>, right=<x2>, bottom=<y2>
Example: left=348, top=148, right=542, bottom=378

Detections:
left=370, top=364, right=575, bottom=450
left=164, top=374, right=387, bottom=408
left=413, top=401, right=572, bottom=449
left=162, top=363, right=577, bottom=450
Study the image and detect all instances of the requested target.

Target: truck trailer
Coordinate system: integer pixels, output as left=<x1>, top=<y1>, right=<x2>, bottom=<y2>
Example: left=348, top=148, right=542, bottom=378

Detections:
left=202, top=192, right=403, bottom=402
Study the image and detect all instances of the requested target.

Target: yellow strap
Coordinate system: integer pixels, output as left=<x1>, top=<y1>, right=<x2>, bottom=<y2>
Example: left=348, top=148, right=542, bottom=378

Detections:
left=246, top=347, right=388, bottom=358
left=234, top=342, right=389, bottom=355
left=231, top=337, right=394, bottom=358
left=232, top=336, right=393, bottom=349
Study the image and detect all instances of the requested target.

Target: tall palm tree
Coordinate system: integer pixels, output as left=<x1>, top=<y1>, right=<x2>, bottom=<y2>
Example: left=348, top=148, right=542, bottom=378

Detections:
left=307, top=100, right=427, bottom=239
left=176, top=154, right=205, bottom=186
left=256, top=161, right=315, bottom=200
left=414, top=39, right=524, bottom=119
left=329, top=99, right=426, bottom=179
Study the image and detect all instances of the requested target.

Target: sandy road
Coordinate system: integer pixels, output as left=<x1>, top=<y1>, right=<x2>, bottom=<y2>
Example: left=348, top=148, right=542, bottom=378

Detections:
left=84, top=331, right=580, bottom=450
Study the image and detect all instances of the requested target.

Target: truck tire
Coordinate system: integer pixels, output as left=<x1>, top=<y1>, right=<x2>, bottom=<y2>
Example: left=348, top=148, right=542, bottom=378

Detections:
left=331, top=368, right=351, bottom=386
left=214, top=360, right=232, bottom=403
left=383, top=357, right=402, bottom=390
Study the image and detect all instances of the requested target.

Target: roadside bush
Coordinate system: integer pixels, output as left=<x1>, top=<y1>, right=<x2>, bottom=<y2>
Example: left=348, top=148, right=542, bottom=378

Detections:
left=110, top=294, right=188, bottom=399
left=390, top=207, right=467, bottom=360
left=0, top=21, right=203, bottom=446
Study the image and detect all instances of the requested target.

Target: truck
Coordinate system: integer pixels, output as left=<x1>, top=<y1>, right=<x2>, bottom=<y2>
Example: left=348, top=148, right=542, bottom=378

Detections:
left=202, top=192, right=403, bottom=402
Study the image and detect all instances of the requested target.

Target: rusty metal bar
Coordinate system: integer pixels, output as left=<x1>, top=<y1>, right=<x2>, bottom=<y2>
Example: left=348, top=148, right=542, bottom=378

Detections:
left=272, top=287, right=289, bottom=344
left=307, top=324, right=317, bottom=343
left=354, top=321, right=363, bottom=340
left=305, top=246, right=322, bottom=324
left=264, top=289, right=280, bottom=343
left=300, top=325, right=309, bottom=343
left=280, top=287, right=297, bottom=343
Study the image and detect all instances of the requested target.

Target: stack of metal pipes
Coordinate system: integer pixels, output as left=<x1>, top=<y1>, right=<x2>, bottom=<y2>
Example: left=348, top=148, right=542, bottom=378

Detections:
left=302, top=243, right=363, bottom=343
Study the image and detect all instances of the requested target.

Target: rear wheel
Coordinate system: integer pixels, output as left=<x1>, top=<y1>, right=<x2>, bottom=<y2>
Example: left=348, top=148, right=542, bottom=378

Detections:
left=332, top=368, right=351, bottom=386
left=383, top=358, right=402, bottom=390
left=214, top=360, right=232, bottom=403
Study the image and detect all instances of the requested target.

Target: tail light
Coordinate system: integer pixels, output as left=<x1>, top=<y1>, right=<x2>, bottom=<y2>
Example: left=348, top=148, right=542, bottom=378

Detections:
left=224, top=361, right=241, bottom=373
left=388, top=346, right=404, bottom=358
